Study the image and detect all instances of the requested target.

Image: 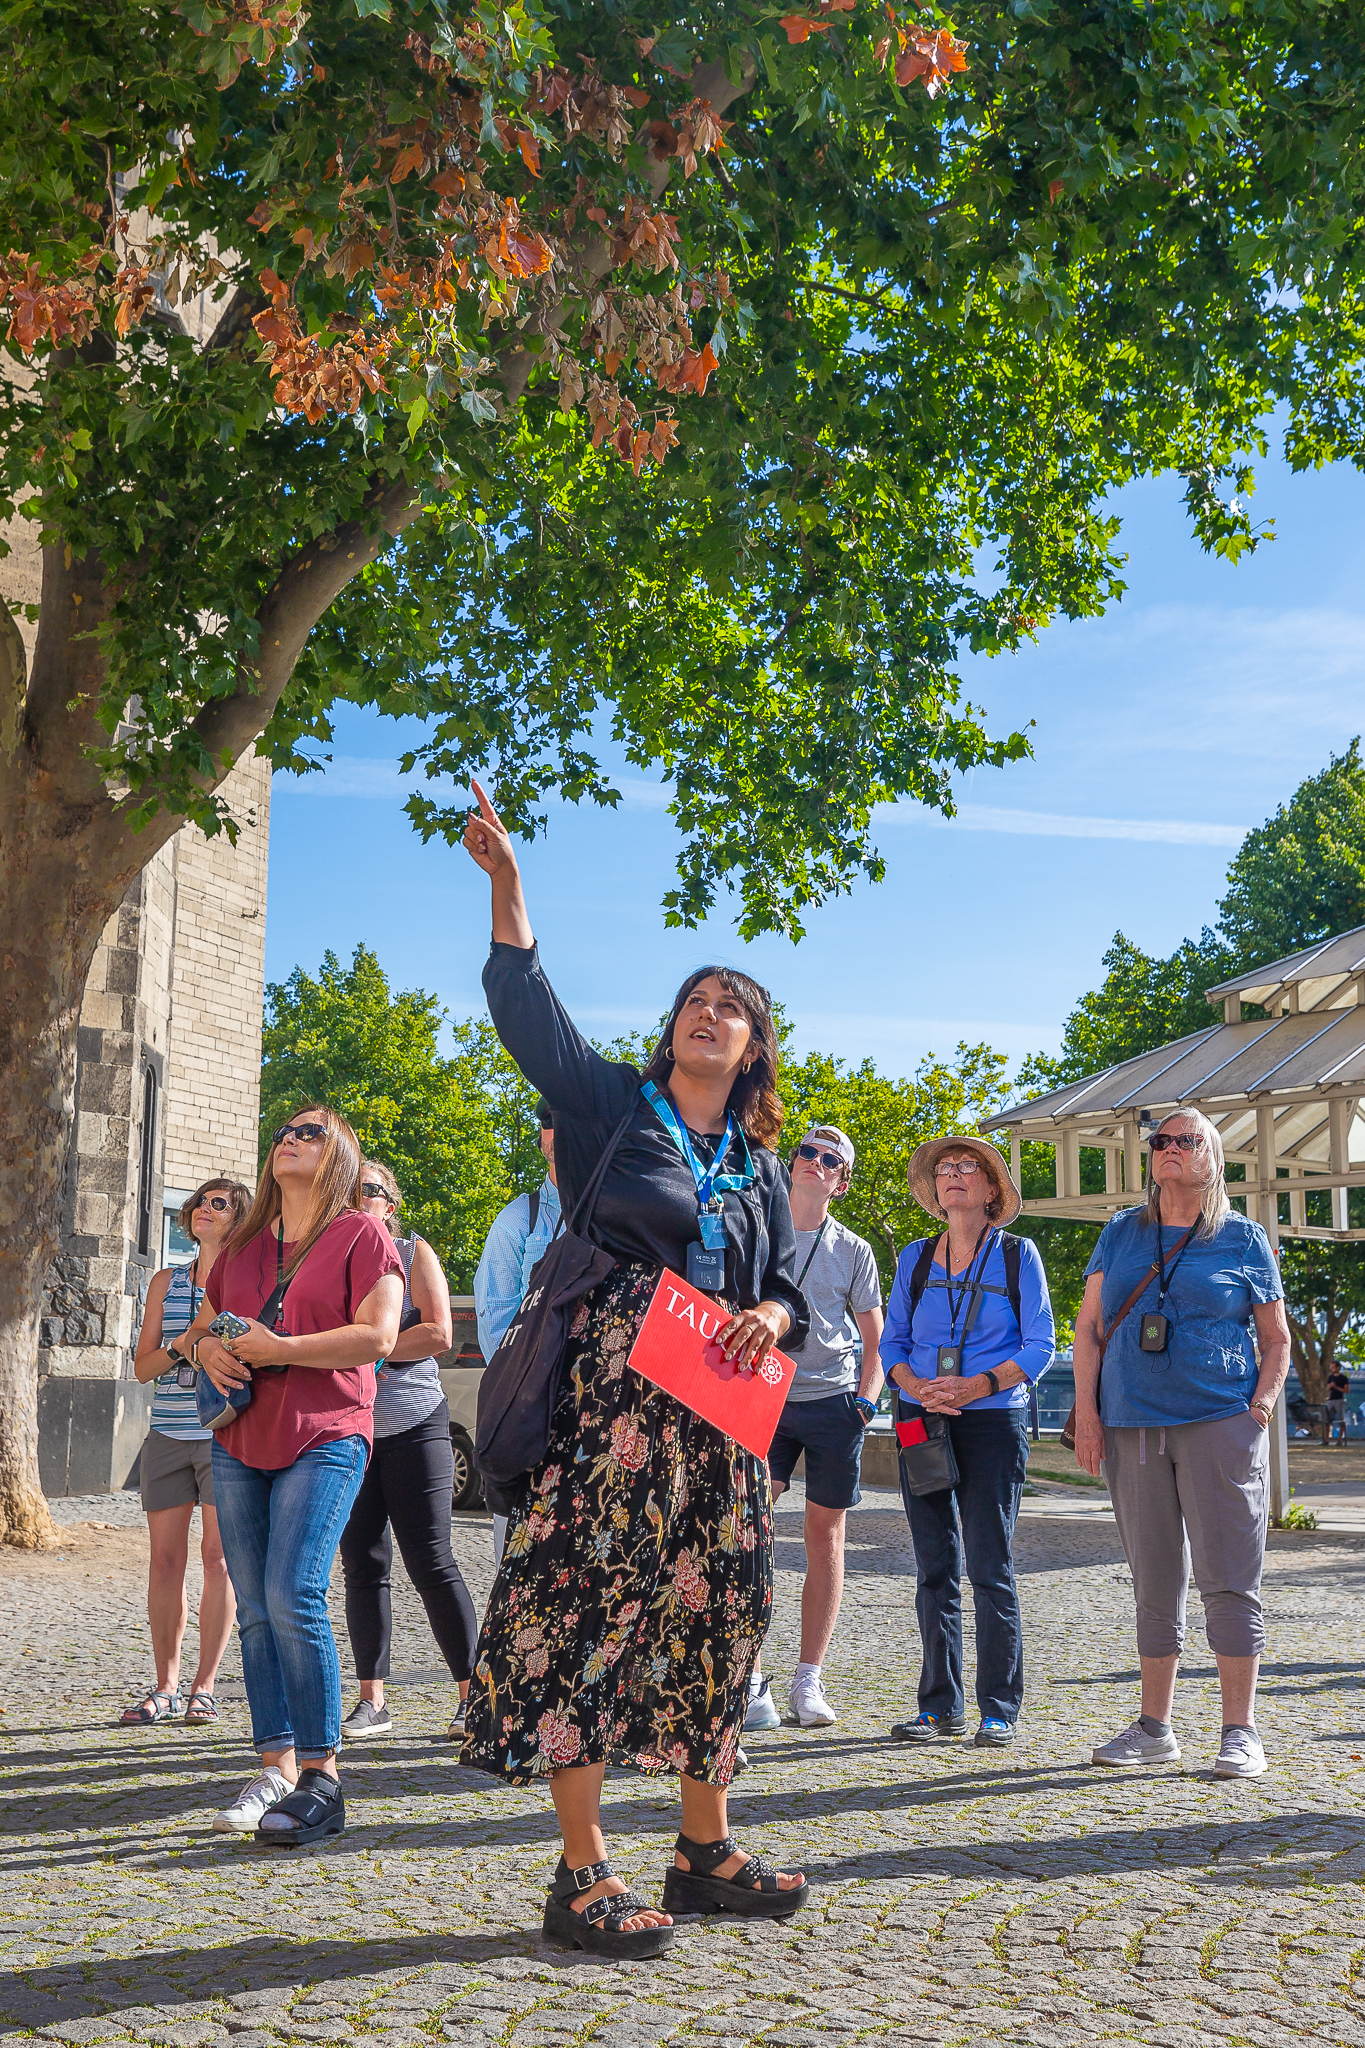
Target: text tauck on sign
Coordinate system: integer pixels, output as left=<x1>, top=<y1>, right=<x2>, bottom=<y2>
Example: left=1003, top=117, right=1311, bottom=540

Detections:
left=625, top=1271, right=797, bottom=1460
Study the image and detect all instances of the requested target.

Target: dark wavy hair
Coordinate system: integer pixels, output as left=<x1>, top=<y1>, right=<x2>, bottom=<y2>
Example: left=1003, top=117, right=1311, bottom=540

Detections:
left=638, top=967, right=784, bottom=1150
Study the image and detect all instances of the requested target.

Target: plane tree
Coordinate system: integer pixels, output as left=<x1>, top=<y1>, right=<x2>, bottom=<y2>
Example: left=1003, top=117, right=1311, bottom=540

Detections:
left=1, top=0, right=1362, bottom=1539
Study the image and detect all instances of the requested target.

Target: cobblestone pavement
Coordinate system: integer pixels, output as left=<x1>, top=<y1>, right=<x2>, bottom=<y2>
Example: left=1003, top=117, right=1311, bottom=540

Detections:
left=4, top=1474, right=1365, bottom=2048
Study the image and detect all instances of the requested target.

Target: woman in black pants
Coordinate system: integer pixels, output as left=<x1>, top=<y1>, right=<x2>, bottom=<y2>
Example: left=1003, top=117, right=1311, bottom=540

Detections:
left=338, top=1163, right=478, bottom=1743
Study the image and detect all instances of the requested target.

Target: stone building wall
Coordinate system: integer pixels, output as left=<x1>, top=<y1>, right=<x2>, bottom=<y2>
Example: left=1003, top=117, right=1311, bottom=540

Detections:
left=40, top=842, right=179, bottom=1384
left=163, top=752, right=271, bottom=1196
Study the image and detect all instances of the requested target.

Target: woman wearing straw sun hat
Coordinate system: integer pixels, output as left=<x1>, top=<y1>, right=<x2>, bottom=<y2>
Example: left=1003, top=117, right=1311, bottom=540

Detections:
left=879, top=1136, right=1055, bottom=1749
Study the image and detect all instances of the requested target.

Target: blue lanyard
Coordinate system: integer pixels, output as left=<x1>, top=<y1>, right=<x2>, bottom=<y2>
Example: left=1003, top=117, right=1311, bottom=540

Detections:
left=641, top=1082, right=755, bottom=1209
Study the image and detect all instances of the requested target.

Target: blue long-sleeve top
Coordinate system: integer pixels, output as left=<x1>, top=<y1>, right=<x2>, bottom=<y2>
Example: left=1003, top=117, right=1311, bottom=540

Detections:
left=881, top=1230, right=1056, bottom=1413
left=474, top=1177, right=561, bottom=1360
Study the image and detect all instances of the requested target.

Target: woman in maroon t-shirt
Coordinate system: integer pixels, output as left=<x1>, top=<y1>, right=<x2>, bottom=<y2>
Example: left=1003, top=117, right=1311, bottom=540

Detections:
left=182, top=1105, right=403, bottom=1844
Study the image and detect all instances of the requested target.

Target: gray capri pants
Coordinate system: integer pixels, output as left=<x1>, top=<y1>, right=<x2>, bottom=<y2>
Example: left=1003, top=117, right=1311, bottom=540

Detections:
left=1104, top=1408, right=1268, bottom=1659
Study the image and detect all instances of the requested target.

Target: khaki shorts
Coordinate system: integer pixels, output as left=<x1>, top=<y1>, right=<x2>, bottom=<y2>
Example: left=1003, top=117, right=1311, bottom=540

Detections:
left=140, top=1428, right=216, bottom=1512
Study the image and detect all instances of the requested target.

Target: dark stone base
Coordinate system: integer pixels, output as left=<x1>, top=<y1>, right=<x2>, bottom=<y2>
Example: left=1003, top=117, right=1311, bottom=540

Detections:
left=38, top=1378, right=154, bottom=1497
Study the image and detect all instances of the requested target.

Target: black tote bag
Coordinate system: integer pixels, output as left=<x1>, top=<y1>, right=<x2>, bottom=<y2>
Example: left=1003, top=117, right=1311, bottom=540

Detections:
left=475, top=1107, right=635, bottom=1515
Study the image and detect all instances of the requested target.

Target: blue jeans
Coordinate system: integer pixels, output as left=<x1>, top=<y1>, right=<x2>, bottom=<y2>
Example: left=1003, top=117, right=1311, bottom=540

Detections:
left=212, top=1435, right=369, bottom=1756
left=898, top=1410, right=1029, bottom=1724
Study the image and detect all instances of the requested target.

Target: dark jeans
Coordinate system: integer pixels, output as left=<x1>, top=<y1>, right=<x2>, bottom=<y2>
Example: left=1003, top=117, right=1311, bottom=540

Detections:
left=899, top=1409, right=1029, bottom=1724
left=339, top=1400, right=478, bottom=1683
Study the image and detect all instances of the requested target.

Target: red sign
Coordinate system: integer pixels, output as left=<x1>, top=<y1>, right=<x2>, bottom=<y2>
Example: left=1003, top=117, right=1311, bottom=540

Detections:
left=626, top=1270, right=797, bottom=1460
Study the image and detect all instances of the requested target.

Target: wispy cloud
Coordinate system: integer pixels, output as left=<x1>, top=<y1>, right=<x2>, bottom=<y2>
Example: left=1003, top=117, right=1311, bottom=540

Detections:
left=875, top=801, right=1248, bottom=847
left=276, top=758, right=676, bottom=809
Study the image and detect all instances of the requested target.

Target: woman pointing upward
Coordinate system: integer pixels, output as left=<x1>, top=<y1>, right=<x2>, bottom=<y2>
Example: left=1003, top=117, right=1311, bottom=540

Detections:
left=459, top=782, right=809, bottom=1958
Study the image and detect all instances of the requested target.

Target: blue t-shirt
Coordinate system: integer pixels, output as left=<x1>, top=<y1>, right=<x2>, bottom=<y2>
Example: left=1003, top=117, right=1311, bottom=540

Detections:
left=1085, top=1206, right=1283, bottom=1429
left=881, top=1230, right=1055, bottom=1413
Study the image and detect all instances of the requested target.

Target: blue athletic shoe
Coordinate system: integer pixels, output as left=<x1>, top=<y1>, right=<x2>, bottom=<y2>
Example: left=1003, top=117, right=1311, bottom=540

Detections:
left=974, top=1718, right=1015, bottom=1747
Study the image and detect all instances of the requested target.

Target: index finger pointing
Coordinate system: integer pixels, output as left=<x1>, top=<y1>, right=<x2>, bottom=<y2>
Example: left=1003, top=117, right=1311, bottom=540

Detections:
left=470, top=778, right=504, bottom=830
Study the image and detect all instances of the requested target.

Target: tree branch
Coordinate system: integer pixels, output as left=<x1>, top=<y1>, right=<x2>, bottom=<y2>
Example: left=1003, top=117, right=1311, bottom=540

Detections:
left=800, top=279, right=899, bottom=314
left=186, top=480, right=428, bottom=774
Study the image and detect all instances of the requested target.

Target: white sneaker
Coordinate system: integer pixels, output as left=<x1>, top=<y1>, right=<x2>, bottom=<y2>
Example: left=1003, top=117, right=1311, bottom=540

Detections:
left=789, top=1670, right=837, bottom=1728
left=213, top=1765, right=293, bottom=1833
left=1213, top=1727, right=1266, bottom=1778
left=744, top=1678, right=781, bottom=1732
left=1092, top=1718, right=1181, bottom=1767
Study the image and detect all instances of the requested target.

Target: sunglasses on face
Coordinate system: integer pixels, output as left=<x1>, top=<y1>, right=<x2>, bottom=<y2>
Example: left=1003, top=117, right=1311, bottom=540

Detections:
left=796, top=1144, right=845, bottom=1172
left=360, top=1181, right=392, bottom=1201
left=272, top=1121, right=328, bottom=1146
left=195, top=1194, right=232, bottom=1213
left=1150, top=1132, right=1198, bottom=1153
left=935, top=1158, right=983, bottom=1177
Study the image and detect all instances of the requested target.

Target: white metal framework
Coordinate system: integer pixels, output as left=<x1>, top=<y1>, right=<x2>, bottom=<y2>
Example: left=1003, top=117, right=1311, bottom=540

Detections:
left=983, top=924, right=1365, bottom=1248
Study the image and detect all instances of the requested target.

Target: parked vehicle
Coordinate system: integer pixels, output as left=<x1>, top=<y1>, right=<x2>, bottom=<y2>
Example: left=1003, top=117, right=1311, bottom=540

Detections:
left=437, top=1297, right=486, bottom=1509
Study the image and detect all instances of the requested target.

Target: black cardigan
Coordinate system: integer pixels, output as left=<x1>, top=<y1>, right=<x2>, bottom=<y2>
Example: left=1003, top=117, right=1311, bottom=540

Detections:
left=482, top=942, right=809, bottom=1345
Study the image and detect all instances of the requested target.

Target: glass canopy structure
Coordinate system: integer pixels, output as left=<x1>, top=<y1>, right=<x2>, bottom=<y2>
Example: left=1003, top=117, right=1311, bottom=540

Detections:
left=983, top=924, right=1365, bottom=1248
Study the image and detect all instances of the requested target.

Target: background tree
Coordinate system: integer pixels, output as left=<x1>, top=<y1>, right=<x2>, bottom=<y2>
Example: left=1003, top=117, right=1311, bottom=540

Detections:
left=4, top=0, right=1365, bottom=1539
left=779, top=1042, right=1012, bottom=1287
left=261, top=946, right=512, bottom=1282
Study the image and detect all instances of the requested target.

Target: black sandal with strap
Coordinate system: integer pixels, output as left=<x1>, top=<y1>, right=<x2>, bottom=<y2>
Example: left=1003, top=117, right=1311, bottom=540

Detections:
left=255, top=1767, right=345, bottom=1846
left=542, top=1856, right=675, bottom=1958
left=661, top=1834, right=810, bottom=1920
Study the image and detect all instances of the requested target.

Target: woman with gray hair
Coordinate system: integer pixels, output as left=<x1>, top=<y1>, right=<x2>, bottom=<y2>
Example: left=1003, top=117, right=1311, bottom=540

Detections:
left=1073, top=1108, right=1290, bottom=1779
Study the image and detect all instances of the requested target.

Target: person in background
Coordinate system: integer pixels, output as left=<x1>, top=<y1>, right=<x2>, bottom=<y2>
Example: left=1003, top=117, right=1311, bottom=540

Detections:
left=474, top=1097, right=560, bottom=1563
left=1075, top=1108, right=1290, bottom=1779
left=121, top=1178, right=250, bottom=1726
left=1327, top=1361, right=1350, bottom=1446
left=745, top=1125, right=883, bottom=1734
left=339, top=1161, right=479, bottom=1745
left=185, top=1106, right=404, bottom=1842
left=881, top=1137, right=1055, bottom=1750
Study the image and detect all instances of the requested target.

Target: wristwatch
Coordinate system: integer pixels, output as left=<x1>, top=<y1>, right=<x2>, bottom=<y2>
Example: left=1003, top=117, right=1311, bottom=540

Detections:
left=854, top=1395, right=878, bottom=1423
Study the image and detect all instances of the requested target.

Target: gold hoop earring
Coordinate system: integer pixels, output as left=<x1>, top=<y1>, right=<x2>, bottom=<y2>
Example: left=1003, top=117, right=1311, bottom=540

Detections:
left=742, top=1061, right=753, bottom=1074
left=664, top=1046, right=675, bottom=1062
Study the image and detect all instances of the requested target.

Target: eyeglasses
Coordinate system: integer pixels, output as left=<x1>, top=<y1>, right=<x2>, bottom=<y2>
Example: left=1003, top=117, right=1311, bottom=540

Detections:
left=935, top=1158, right=983, bottom=1177
left=796, top=1144, right=845, bottom=1172
left=195, top=1194, right=232, bottom=1212
left=1150, top=1132, right=1198, bottom=1153
left=360, top=1181, right=392, bottom=1201
left=272, top=1121, right=328, bottom=1146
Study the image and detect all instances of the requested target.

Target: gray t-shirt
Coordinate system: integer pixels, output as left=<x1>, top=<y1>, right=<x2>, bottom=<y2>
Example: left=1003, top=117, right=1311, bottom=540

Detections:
left=785, top=1216, right=881, bottom=1403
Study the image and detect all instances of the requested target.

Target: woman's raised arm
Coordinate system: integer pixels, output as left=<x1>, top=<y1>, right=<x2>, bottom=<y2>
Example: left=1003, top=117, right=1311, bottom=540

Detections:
left=463, top=780, right=533, bottom=948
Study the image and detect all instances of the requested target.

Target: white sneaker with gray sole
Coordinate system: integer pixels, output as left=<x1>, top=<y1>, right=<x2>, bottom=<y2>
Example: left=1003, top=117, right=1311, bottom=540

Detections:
left=1092, top=1718, right=1181, bottom=1767
left=789, top=1672, right=837, bottom=1728
left=213, top=1765, right=293, bottom=1834
left=1213, top=1727, right=1266, bottom=1778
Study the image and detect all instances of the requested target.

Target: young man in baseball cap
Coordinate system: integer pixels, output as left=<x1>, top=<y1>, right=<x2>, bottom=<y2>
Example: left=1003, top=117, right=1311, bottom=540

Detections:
left=746, top=1124, right=884, bottom=1732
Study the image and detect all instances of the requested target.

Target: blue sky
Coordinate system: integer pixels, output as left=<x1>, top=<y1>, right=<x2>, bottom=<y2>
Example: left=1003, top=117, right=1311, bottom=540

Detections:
left=265, top=443, right=1365, bottom=1082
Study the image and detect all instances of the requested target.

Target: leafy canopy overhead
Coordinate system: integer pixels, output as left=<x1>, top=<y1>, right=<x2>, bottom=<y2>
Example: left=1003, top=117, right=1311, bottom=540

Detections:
left=5, top=0, right=1365, bottom=933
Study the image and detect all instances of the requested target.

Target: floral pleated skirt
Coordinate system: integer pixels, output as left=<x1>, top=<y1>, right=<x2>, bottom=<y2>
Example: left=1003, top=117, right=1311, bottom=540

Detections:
left=461, top=1261, right=773, bottom=1787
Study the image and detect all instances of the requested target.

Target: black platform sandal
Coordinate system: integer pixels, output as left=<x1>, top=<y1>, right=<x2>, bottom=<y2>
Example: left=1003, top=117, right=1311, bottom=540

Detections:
left=542, top=1856, right=675, bottom=1959
left=255, top=1767, right=345, bottom=1846
left=661, top=1834, right=810, bottom=1920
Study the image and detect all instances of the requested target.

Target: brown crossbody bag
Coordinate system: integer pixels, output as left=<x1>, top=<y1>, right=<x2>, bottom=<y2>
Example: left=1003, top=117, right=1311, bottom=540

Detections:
left=1059, top=1223, right=1197, bottom=1450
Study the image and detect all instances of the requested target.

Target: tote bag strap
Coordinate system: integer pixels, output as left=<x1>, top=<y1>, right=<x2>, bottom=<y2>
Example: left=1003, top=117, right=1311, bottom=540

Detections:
left=563, top=1105, right=637, bottom=1241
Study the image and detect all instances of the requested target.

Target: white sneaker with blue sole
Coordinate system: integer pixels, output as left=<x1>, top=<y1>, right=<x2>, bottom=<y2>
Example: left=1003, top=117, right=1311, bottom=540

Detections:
left=744, top=1678, right=781, bottom=1731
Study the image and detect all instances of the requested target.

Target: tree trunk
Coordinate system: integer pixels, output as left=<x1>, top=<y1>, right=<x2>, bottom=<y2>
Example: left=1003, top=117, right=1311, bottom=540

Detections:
left=0, top=698, right=177, bottom=1543
left=0, top=843, right=122, bottom=1543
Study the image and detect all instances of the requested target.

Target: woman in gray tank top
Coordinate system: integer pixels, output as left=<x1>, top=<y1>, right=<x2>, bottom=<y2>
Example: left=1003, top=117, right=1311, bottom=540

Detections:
left=337, top=1162, right=479, bottom=1743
